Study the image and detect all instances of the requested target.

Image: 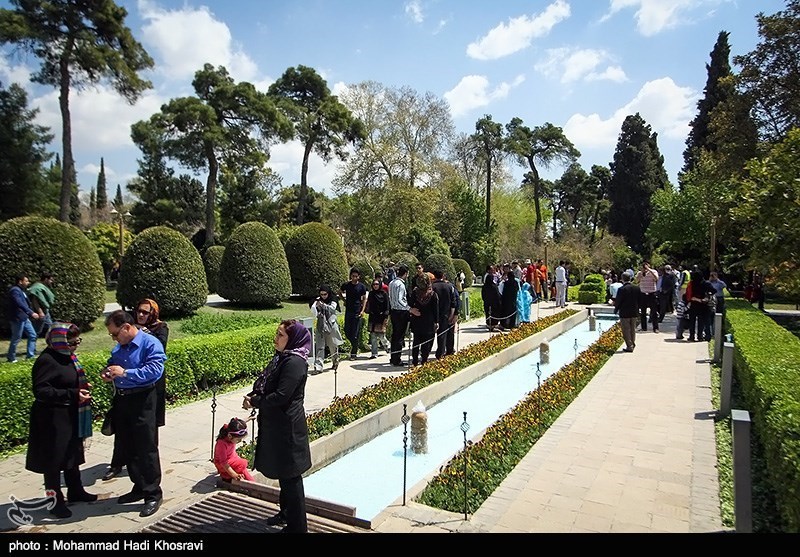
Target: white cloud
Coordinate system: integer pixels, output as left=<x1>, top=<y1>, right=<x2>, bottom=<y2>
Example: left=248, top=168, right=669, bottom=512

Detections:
left=563, top=77, right=697, bottom=149
left=137, top=0, right=259, bottom=83
left=466, top=0, right=571, bottom=60
left=601, top=0, right=720, bottom=36
left=535, top=47, right=627, bottom=84
left=32, top=85, right=164, bottom=152
left=81, top=162, right=116, bottom=177
left=269, top=140, right=341, bottom=196
left=405, top=1, right=424, bottom=24
left=0, top=57, right=32, bottom=90
left=443, top=74, right=525, bottom=118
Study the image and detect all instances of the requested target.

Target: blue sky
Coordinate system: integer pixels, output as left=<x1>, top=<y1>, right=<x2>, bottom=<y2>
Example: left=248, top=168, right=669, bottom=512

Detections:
left=0, top=0, right=786, bottom=199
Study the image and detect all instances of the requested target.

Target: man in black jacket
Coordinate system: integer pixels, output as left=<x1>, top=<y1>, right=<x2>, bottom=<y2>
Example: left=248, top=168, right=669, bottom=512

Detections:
left=614, top=272, right=640, bottom=352
left=431, top=270, right=454, bottom=359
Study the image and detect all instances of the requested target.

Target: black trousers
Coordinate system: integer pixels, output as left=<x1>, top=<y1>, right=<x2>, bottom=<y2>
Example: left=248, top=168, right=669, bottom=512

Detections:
left=44, top=467, right=83, bottom=501
left=389, top=310, right=409, bottom=364
left=639, top=292, right=659, bottom=331
left=279, top=475, right=308, bottom=533
left=445, top=320, right=456, bottom=355
left=435, top=316, right=450, bottom=359
left=343, top=314, right=361, bottom=356
left=114, top=387, right=162, bottom=502
left=411, top=328, right=435, bottom=365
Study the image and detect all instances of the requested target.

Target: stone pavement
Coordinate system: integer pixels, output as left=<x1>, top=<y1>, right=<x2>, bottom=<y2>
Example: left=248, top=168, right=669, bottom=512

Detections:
left=0, top=301, right=724, bottom=534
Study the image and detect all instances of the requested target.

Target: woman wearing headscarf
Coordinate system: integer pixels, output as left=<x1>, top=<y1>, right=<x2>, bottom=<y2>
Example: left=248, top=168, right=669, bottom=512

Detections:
left=408, top=273, right=439, bottom=366
left=365, top=278, right=390, bottom=358
left=518, top=281, right=533, bottom=324
left=243, top=319, right=312, bottom=533
left=26, top=322, right=97, bottom=519
left=481, top=265, right=502, bottom=332
left=103, top=297, right=170, bottom=481
left=500, top=269, right=521, bottom=329
left=310, top=285, right=343, bottom=373
left=686, top=270, right=715, bottom=342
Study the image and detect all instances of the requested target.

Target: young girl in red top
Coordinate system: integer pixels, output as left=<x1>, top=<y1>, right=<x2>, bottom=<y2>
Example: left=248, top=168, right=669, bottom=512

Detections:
left=214, top=417, right=254, bottom=482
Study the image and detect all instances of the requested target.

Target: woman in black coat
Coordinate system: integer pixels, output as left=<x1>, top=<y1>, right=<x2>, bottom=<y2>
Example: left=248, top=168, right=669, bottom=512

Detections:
left=481, top=265, right=502, bottom=331
left=26, top=322, right=97, bottom=518
left=408, top=273, right=440, bottom=366
left=243, top=319, right=312, bottom=533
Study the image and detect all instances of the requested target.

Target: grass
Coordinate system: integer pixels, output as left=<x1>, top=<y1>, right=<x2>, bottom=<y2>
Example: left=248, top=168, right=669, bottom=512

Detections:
left=1, top=297, right=315, bottom=355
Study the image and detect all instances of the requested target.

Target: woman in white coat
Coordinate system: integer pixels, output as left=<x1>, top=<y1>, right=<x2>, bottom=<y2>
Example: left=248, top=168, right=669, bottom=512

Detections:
left=310, top=284, right=344, bottom=373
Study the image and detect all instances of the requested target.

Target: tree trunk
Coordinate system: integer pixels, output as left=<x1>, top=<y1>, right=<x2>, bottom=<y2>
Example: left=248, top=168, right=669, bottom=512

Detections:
left=485, top=159, right=492, bottom=231
left=296, top=141, right=313, bottom=225
left=527, top=158, right=542, bottom=242
left=58, top=45, right=75, bottom=223
left=205, top=144, right=218, bottom=247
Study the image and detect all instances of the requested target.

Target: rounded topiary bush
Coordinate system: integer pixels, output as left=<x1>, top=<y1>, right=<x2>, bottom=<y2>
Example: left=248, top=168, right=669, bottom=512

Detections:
left=116, top=226, right=208, bottom=317
left=577, top=273, right=606, bottom=305
left=203, top=245, right=225, bottom=294
left=218, top=222, right=290, bottom=307
left=285, top=223, right=349, bottom=298
left=0, top=216, right=105, bottom=329
left=392, top=251, right=418, bottom=271
left=348, top=257, right=379, bottom=286
left=452, top=258, right=475, bottom=288
left=424, top=253, right=457, bottom=284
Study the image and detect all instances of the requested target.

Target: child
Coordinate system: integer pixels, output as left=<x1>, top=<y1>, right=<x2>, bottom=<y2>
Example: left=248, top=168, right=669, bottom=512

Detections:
left=675, top=293, right=690, bottom=340
left=214, top=417, right=254, bottom=482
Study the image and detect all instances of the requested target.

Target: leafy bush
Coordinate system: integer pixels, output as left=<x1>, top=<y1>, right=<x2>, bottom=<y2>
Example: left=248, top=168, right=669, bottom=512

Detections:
left=391, top=251, right=418, bottom=271
left=577, top=273, right=606, bottom=304
left=402, top=222, right=450, bottom=261
left=348, top=257, right=380, bottom=285
left=452, top=258, right=475, bottom=289
left=285, top=222, right=349, bottom=298
left=180, top=312, right=280, bottom=335
left=203, top=245, right=225, bottom=294
left=116, top=226, right=208, bottom=317
left=218, top=222, right=291, bottom=307
left=424, top=253, right=457, bottom=284
left=86, top=222, right=133, bottom=280
left=0, top=216, right=105, bottom=329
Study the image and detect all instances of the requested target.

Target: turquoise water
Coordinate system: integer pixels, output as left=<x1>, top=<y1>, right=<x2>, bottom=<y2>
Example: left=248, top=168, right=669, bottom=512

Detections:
left=302, top=315, right=618, bottom=521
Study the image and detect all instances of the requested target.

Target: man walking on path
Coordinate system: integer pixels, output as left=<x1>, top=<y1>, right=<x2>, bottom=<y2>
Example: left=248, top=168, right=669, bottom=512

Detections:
left=340, top=269, right=368, bottom=360
left=636, top=261, right=660, bottom=333
left=554, top=261, right=567, bottom=308
left=6, top=274, right=40, bottom=362
left=614, top=272, right=640, bottom=352
left=28, top=272, right=55, bottom=337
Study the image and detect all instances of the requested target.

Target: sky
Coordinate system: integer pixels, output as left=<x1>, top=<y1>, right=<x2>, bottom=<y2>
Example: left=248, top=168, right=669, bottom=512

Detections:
left=0, top=0, right=787, bottom=200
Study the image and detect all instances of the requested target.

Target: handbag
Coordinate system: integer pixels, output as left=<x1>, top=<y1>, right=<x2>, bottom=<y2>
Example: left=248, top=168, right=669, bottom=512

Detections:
left=101, top=405, right=114, bottom=436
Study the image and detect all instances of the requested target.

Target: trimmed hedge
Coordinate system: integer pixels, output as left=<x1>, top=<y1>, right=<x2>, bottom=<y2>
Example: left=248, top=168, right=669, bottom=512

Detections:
left=285, top=223, right=349, bottom=298
left=391, top=251, right=418, bottom=271
left=424, top=253, right=457, bottom=285
left=725, top=299, right=800, bottom=531
left=203, top=245, right=225, bottom=294
left=218, top=222, right=291, bottom=307
left=117, top=226, right=208, bottom=317
left=0, top=216, right=105, bottom=329
left=578, top=273, right=606, bottom=305
left=452, top=258, right=475, bottom=289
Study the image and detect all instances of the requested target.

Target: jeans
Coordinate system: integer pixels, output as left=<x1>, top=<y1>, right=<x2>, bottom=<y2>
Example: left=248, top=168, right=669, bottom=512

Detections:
left=369, top=331, right=389, bottom=357
left=8, top=318, right=37, bottom=361
left=35, top=310, right=53, bottom=337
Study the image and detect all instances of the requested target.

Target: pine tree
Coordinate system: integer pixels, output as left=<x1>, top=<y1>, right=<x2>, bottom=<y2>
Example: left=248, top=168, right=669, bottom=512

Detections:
left=113, top=184, right=124, bottom=210
left=96, top=157, right=108, bottom=210
left=682, top=31, right=734, bottom=178
left=607, top=113, right=670, bottom=254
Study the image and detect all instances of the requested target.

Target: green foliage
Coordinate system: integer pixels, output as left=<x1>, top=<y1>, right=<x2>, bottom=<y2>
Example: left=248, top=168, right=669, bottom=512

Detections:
left=402, top=221, right=450, bottom=261
left=179, top=312, right=280, bottom=335
left=348, top=257, right=379, bottom=285
left=0, top=216, right=105, bottom=328
left=577, top=274, right=606, bottom=304
left=203, top=245, right=224, bottom=294
left=284, top=222, right=349, bottom=298
left=725, top=299, right=800, bottom=531
left=218, top=222, right=291, bottom=306
left=116, top=226, right=207, bottom=317
left=424, top=253, right=457, bottom=284
left=452, top=258, right=474, bottom=288
left=391, top=251, right=418, bottom=271
left=86, top=222, right=133, bottom=277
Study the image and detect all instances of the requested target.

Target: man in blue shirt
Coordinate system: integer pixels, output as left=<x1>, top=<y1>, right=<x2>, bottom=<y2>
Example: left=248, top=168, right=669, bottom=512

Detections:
left=6, top=274, right=40, bottom=363
left=101, top=309, right=167, bottom=518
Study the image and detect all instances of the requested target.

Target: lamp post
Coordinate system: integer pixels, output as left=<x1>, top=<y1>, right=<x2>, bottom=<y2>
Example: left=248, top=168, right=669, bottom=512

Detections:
left=110, top=207, right=132, bottom=261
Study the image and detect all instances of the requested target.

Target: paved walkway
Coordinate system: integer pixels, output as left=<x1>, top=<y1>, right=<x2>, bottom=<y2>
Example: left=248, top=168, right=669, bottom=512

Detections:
left=0, top=302, right=724, bottom=534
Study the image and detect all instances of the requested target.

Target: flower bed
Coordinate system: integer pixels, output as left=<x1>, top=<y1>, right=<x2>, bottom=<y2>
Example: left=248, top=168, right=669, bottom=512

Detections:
left=417, top=323, right=622, bottom=513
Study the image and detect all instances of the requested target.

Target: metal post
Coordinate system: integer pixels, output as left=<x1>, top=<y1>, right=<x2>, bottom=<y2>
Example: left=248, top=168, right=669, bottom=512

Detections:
left=460, top=412, right=470, bottom=521
left=301, top=317, right=315, bottom=368
left=718, top=342, right=734, bottom=419
left=401, top=404, right=410, bottom=506
left=713, top=313, right=723, bottom=363
left=210, top=386, right=217, bottom=461
left=731, top=409, right=752, bottom=533
left=334, top=365, right=338, bottom=399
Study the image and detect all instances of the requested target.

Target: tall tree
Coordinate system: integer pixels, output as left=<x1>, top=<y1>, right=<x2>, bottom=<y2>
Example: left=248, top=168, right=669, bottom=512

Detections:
left=268, top=65, right=365, bottom=224
left=682, top=31, right=734, bottom=177
left=505, top=118, right=580, bottom=241
left=136, top=64, right=291, bottom=246
left=589, top=164, right=612, bottom=243
left=113, top=184, right=123, bottom=210
left=218, top=161, right=282, bottom=236
left=0, top=80, right=53, bottom=220
left=88, top=186, right=96, bottom=225
left=607, top=113, right=670, bottom=254
left=471, top=115, right=505, bottom=231
left=96, top=157, right=108, bottom=211
left=0, top=0, right=154, bottom=222
left=734, top=0, right=800, bottom=142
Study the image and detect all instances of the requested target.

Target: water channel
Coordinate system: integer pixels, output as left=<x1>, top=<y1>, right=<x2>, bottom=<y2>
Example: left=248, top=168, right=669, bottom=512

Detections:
left=302, top=314, right=619, bottom=521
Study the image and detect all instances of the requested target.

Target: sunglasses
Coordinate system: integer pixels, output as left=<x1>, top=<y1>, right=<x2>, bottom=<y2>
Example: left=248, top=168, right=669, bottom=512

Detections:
left=67, top=338, right=82, bottom=347
left=229, top=429, right=248, bottom=436
left=136, top=309, right=151, bottom=316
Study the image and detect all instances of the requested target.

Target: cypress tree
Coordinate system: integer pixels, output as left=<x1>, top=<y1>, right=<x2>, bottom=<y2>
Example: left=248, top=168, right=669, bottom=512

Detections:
left=96, top=157, right=108, bottom=210
left=607, top=113, right=670, bottom=254
left=113, top=184, right=124, bottom=210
